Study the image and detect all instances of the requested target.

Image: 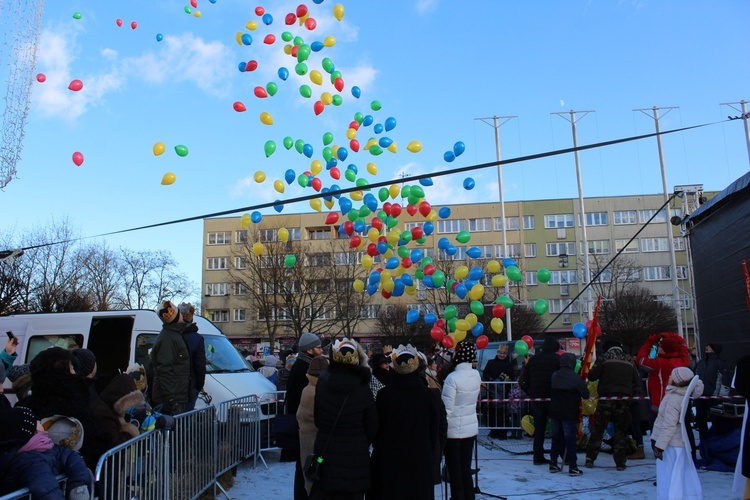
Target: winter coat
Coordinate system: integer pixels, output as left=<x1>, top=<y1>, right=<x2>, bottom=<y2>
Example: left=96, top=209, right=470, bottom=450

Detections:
left=483, top=356, right=515, bottom=382
left=285, top=353, right=312, bottom=415
left=636, top=334, right=690, bottom=412
left=550, top=353, right=590, bottom=420
left=652, top=379, right=705, bottom=451
left=695, top=353, right=729, bottom=396
left=519, top=349, right=560, bottom=398
left=296, top=373, right=319, bottom=495
left=183, top=323, right=206, bottom=394
left=150, top=322, right=190, bottom=409
left=371, top=371, right=446, bottom=500
left=89, top=374, right=142, bottom=461
left=313, top=361, right=377, bottom=494
left=442, top=363, right=481, bottom=439
left=588, top=347, right=641, bottom=397
left=0, top=439, right=91, bottom=499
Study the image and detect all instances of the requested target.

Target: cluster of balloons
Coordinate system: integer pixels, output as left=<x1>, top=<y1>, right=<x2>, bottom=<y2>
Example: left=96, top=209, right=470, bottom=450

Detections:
left=152, top=142, right=189, bottom=185
left=514, top=335, right=535, bottom=356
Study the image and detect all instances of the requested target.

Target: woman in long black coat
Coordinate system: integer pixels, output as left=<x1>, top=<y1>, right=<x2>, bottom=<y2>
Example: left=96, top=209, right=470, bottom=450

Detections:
left=371, top=345, right=445, bottom=500
left=311, top=339, right=377, bottom=500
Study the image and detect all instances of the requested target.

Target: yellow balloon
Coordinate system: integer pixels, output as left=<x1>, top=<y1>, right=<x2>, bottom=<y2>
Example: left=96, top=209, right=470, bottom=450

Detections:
left=405, top=284, right=416, bottom=296
left=310, top=159, right=323, bottom=176
left=353, top=279, right=365, bottom=292
left=393, top=265, right=405, bottom=276
left=469, top=283, right=485, bottom=301
left=380, top=270, right=392, bottom=281
left=253, top=242, right=264, bottom=257
left=153, top=142, right=166, bottom=156
left=364, top=138, right=377, bottom=150
left=465, top=313, right=478, bottom=327
left=456, top=319, right=471, bottom=332
left=453, top=329, right=467, bottom=343
left=298, top=13, right=309, bottom=25
left=324, top=199, right=335, bottom=210
left=333, top=3, right=345, bottom=21
left=386, top=229, right=401, bottom=245
left=241, top=213, right=251, bottom=227
left=260, top=111, right=273, bottom=125
left=389, top=184, right=400, bottom=199
left=487, top=260, right=501, bottom=274
left=366, top=162, right=377, bottom=175
left=387, top=142, right=398, bottom=153
left=323, top=35, right=336, bottom=47
left=491, top=318, right=505, bottom=334
left=455, top=265, right=469, bottom=280
left=254, top=171, right=266, bottom=183
left=310, top=70, right=323, bottom=85
left=346, top=127, right=357, bottom=140
left=367, top=227, right=380, bottom=243
left=193, top=10, right=201, bottom=17
left=427, top=209, right=438, bottom=222
left=246, top=20, right=258, bottom=30
left=382, top=279, right=395, bottom=293
left=310, top=198, right=322, bottom=212
left=383, top=248, right=393, bottom=260
left=407, top=140, right=422, bottom=153
left=351, top=190, right=363, bottom=201
left=321, top=92, right=333, bottom=105
left=283, top=44, right=292, bottom=55
left=235, top=32, right=244, bottom=45
left=161, top=172, right=176, bottom=185
left=274, top=179, right=285, bottom=193
left=492, top=274, right=509, bottom=287
left=332, top=145, right=339, bottom=157
left=361, top=254, right=373, bottom=270
left=278, top=227, right=289, bottom=243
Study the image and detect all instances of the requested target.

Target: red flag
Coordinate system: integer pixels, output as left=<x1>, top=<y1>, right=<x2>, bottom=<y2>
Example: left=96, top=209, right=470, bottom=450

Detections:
left=743, top=260, right=750, bottom=311
left=579, top=296, right=602, bottom=382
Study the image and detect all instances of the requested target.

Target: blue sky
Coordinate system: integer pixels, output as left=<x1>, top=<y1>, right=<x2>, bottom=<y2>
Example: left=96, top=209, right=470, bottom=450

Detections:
left=2, top=0, right=749, bottom=299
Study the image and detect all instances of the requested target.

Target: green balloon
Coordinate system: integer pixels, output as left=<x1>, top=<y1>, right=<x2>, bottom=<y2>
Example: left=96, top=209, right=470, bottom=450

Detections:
left=297, top=174, right=309, bottom=187
left=387, top=217, right=399, bottom=229
left=407, top=194, right=421, bottom=206
left=355, top=178, right=370, bottom=189
left=322, top=147, right=333, bottom=162
left=354, top=112, right=364, bottom=124
left=446, top=279, right=456, bottom=291
left=444, top=305, right=457, bottom=320
left=323, top=132, right=334, bottom=145
left=321, top=57, right=334, bottom=73
left=73, top=12, right=82, bottom=19
left=537, top=268, right=551, bottom=283
left=344, top=169, right=356, bottom=182
left=281, top=31, right=293, bottom=42
left=377, top=210, right=388, bottom=221
left=378, top=187, right=390, bottom=202
left=414, top=268, right=424, bottom=280
left=295, top=62, right=308, bottom=76
left=266, top=82, right=278, bottom=96
left=294, top=139, right=305, bottom=154
left=496, top=295, right=514, bottom=308
left=574, top=359, right=582, bottom=373
left=174, top=145, right=189, bottom=157
left=410, top=186, right=425, bottom=199
left=264, top=140, right=276, bottom=158
left=456, top=230, right=471, bottom=244
left=534, top=299, right=549, bottom=315
left=332, top=94, right=343, bottom=106
left=422, top=257, right=434, bottom=267
left=347, top=210, right=358, bottom=222
left=432, top=270, right=445, bottom=287
left=297, top=45, right=311, bottom=63
left=299, top=84, right=312, bottom=98
left=283, top=136, right=294, bottom=150
left=401, top=231, right=412, bottom=243
left=358, top=206, right=371, bottom=218
left=401, top=185, right=412, bottom=198
left=371, top=100, right=382, bottom=111
left=514, top=340, right=529, bottom=356
left=369, top=145, right=383, bottom=156
left=416, top=236, right=427, bottom=244
left=506, top=265, right=522, bottom=282
left=330, top=70, right=342, bottom=83
left=293, top=36, right=305, bottom=46
left=447, top=317, right=457, bottom=332
left=470, top=300, right=485, bottom=316
left=397, top=246, right=410, bottom=258
left=284, top=254, right=297, bottom=268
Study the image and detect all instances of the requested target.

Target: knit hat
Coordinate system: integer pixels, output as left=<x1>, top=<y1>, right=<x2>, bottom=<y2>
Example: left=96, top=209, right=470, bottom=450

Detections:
left=332, top=338, right=359, bottom=365
left=158, top=300, right=179, bottom=324
left=391, top=344, right=419, bottom=375
left=71, top=348, right=97, bottom=377
left=178, top=302, right=196, bottom=316
left=41, top=415, right=84, bottom=451
left=126, top=363, right=148, bottom=392
left=7, top=363, right=30, bottom=383
left=307, top=355, right=329, bottom=377
left=670, top=366, right=694, bottom=386
left=369, top=352, right=389, bottom=368
left=542, top=336, right=560, bottom=353
left=659, top=337, right=679, bottom=354
left=264, top=355, right=278, bottom=367
left=298, top=332, right=322, bottom=352
left=31, top=346, right=73, bottom=378
left=601, top=338, right=622, bottom=353
left=454, top=341, right=477, bottom=365
left=0, top=407, right=37, bottom=443
left=706, top=343, right=723, bottom=355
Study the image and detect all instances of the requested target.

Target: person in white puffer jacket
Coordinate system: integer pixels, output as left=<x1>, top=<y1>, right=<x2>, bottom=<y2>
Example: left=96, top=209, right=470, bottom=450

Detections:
left=442, top=341, right=482, bottom=500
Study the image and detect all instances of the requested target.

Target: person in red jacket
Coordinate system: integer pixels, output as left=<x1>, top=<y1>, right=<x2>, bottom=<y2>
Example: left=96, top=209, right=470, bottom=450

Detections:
left=636, top=333, right=690, bottom=420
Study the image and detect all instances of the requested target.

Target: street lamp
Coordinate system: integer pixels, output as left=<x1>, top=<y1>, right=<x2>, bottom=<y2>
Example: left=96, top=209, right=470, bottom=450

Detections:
left=558, top=253, right=569, bottom=268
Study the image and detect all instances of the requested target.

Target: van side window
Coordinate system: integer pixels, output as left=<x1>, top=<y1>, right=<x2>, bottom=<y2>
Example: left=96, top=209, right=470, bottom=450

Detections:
left=26, top=335, right=84, bottom=363
left=135, top=334, right=157, bottom=370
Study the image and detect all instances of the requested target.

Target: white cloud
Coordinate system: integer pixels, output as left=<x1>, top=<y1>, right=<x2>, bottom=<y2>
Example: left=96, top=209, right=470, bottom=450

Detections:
left=230, top=174, right=283, bottom=204
left=416, top=0, right=440, bottom=14
left=101, top=48, right=118, bottom=60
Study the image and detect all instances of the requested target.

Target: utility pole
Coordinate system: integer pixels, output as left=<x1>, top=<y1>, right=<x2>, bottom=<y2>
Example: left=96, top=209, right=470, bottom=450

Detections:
left=635, top=106, right=684, bottom=339
left=720, top=100, right=750, bottom=166
left=475, top=115, right=517, bottom=341
left=552, top=110, right=594, bottom=320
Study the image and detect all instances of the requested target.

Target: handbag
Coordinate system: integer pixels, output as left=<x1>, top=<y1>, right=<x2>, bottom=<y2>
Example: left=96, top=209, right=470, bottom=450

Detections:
left=273, top=412, right=300, bottom=450
left=303, top=392, right=352, bottom=484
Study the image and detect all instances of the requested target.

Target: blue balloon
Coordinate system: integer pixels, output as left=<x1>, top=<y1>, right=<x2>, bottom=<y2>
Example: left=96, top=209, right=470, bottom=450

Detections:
left=463, top=177, right=475, bottom=190
left=303, top=143, right=314, bottom=158
left=406, top=309, right=420, bottom=324
left=364, top=193, right=378, bottom=212
left=454, top=283, right=467, bottom=299
left=362, top=114, right=374, bottom=126
left=378, top=137, right=393, bottom=148
left=466, top=247, right=481, bottom=259
left=238, top=61, right=247, bottom=72
left=347, top=163, right=358, bottom=175
left=572, top=322, right=588, bottom=339
left=502, top=258, right=518, bottom=268
left=446, top=245, right=458, bottom=256
left=424, top=313, right=437, bottom=325
left=311, top=41, right=324, bottom=52
left=453, top=141, right=466, bottom=157
left=353, top=221, right=365, bottom=233
left=386, top=257, right=399, bottom=270
left=366, top=283, right=378, bottom=296
left=241, top=33, right=253, bottom=45
left=374, top=123, right=384, bottom=134
left=469, top=267, right=484, bottom=280
left=438, top=207, right=451, bottom=218
left=376, top=241, right=388, bottom=254
left=339, top=197, right=352, bottom=214
left=209, top=0, right=217, bottom=3
left=337, top=147, right=348, bottom=161
left=392, top=280, right=405, bottom=297
left=330, top=184, right=341, bottom=199
left=423, top=275, right=435, bottom=288
left=337, top=224, right=347, bottom=235
left=401, top=273, right=414, bottom=287
left=443, top=151, right=455, bottom=163
left=321, top=187, right=332, bottom=202
left=423, top=221, right=434, bottom=236
left=351, top=86, right=361, bottom=98
left=262, top=13, right=273, bottom=25
left=419, top=177, right=434, bottom=186
left=410, top=249, right=423, bottom=263
left=471, top=322, right=484, bottom=338
left=273, top=200, right=284, bottom=213
left=384, top=117, right=397, bottom=132
left=438, top=237, right=450, bottom=250
left=251, top=211, right=262, bottom=223
left=156, top=33, right=164, bottom=42
left=464, top=279, right=477, bottom=290
left=326, top=158, right=338, bottom=170
left=369, top=271, right=381, bottom=284
left=284, top=169, right=295, bottom=184
left=278, top=67, right=289, bottom=81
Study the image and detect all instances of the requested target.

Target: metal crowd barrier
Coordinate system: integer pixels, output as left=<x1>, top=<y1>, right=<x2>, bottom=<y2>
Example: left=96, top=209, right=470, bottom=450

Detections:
left=94, top=429, right=166, bottom=500
left=168, top=406, right=218, bottom=500
left=216, top=394, right=262, bottom=472
left=0, top=473, right=94, bottom=500
left=258, top=390, right=287, bottom=465
left=477, top=380, right=527, bottom=435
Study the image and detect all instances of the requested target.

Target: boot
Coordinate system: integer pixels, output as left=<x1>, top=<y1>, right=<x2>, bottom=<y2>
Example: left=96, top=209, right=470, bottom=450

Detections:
left=628, top=445, right=645, bottom=460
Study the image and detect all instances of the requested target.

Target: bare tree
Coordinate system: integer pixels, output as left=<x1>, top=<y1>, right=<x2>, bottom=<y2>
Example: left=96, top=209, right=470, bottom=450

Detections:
left=375, top=303, right=432, bottom=352
left=584, top=253, right=642, bottom=299
left=600, top=286, right=677, bottom=352
left=325, top=240, right=372, bottom=340
left=76, top=241, right=122, bottom=310
left=116, top=249, right=194, bottom=309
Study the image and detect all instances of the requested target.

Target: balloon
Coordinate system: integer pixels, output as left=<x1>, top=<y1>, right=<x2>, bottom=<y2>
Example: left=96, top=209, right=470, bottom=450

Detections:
left=264, top=34, right=276, bottom=44
left=264, top=140, right=276, bottom=157
left=572, top=322, right=588, bottom=339
left=274, top=179, right=285, bottom=193
left=470, top=300, right=485, bottom=316
left=255, top=6, right=265, bottom=16
left=156, top=33, right=163, bottom=42
left=333, top=3, right=345, bottom=20
left=487, top=260, right=501, bottom=274
left=266, top=82, right=278, bottom=96
left=174, top=145, right=189, bottom=157
left=252, top=242, right=264, bottom=257
left=68, top=79, right=83, bottom=91
left=585, top=320, right=602, bottom=337
left=233, top=101, right=246, bottom=112
left=72, top=151, right=84, bottom=166
left=406, top=309, right=420, bottom=324
left=444, top=305, right=457, bottom=320
left=574, top=359, right=582, bottom=373
left=522, top=335, right=534, bottom=349
left=471, top=323, right=484, bottom=338
left=296, top=63, right=308, bottom=75
left=442, top=336, right=455, bottom=349
left=253, top=171, right=266, bottom=183
left=533, top=299, right=549, bottom=315
left=444, top=151, right=455, bottom=163
left=466, top=247, right=482, bottom=259
left=430, top=327, right=445, bottom=342
left=278, top=67, right=289, bottom=80
left=453, top=141, right=466, bottom=157
left=514, top=340, right=529, bottom=356
left=260, top=111, right=274, bottom=125
left=304, top=17, right=317, bottom=30
left=502, top=258, right=518, bottom=268
left=463, top=177, right=475, bottom=190
left=278, top=227, right=290, bottom=243
left=490, top=318, right=504, bottom=334
left=496, top=296, right=514, bottom=308
left=116, top=18, right=123, bottom=27
left=153, top=142, right=166, bottom=156
left=491, top=274, right=509, bottom=287
left=505, top=265, right=522, bottom=282
left=303, top=143, right=314, bottom=158
left=161, top=172, right=176, bottom=185
left=241, top=33, right=253, bottom=45
left=262, top=13, right=273, bottom=25
left=537, top=268, right=552, bottom=283
left=314, top=101, right=324, bottom=115
left=36, top=73, right=46, bottom=83
left=352, top=86, right=361, bottom=98
left=284, top=254, right=297, bottom=267
left=456, top=230, right=471, bottom=244
left=468, top=283, right=485, bottom=301
left=476, top=335, right=489, bottom=350
left=240, top=213, right=251, bottom=228
left=492, top=304, right=506, bottom=319
left=371, top=100, right=382, bottom=111
left=130, top=21, right=137, bottom=29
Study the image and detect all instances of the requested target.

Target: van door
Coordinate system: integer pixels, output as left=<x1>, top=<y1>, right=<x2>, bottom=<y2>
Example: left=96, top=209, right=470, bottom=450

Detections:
left=87, top=316, right=134, bottom=394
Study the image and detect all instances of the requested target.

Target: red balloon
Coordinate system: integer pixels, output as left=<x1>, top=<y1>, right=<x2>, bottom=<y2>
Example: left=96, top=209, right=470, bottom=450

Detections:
left=232, top=101, right=246, bottom=112
left=418, top=201, right=431, bottom=217
left=247, top=60, right=258, bottom=71
left=68, top=79, right=83, bottom=92
left=311, top=177, right=322, bottom=192
left=304, top=17, right=317, bottom=30
left=325, top=212, right=339, bottom=225
left=381, top=289, right=392, bottom=299
left=190, top=0, right=198, bottom=8
left=291, top=45, right=299, bottom=57
left=423, top=264, right=435, bottom=276
left=522, top=335, right=534, bottom=350
left=285, top=13, right=297, bottom=25
left=130, top=21, right=137, bottom=29
left=296, top=4, right=308, bottom=17
left=343, top=220, right=354, bottom=236
left=329, top=167, right=341, bottom=180
left=366, top=243, right=378, bottom=257
left=349, top=139, right=360, bottom=152
left=401, top=257, right=412, bottom=269
left=333, top=77, right=344, bottom=92
left=492, top=304, right=506, bottom=318
left=263, top=34, right=276, bottom=45
left=370, top=217, right=383, bottom=231
left=348, top=120, right=360, bottom=130
left=313, top=100, right=324, bottom=116
left=36, top=73, right=46, bottom=83
left=585, top=320, right=602, bottom=337
left=116, top=18, right=123, bottom=27
left=435, top=319, right=446, bottom=330
left=390, top=203, right=402, bottom=217
left=476, top=335, right=489, bottom=350
left=430, top=327, right=445, bottom=342
left=349, top=235, right=361, bottom=248
left=410, top=226, right=423, bottom=240
left=72, top=151, right=84, bottom=166
left=253, top=86, right=268, bottom=98
left=441, top=336, right=454, bottom=349
left=406, top=204, right=418, bottom=216
left=382, top=202, right=392, bottom=215
left=254, top=6, right=265, bottom=16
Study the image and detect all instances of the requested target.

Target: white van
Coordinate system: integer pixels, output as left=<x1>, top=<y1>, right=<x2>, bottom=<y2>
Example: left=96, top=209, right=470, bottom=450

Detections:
left=0, top=310, right=276, bottom=417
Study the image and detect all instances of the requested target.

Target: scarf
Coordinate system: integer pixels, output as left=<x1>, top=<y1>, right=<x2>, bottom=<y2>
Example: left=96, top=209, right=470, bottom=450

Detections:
left=18, top=432, right=54, bottom=453
left=297, top=351, right=313, bottom=365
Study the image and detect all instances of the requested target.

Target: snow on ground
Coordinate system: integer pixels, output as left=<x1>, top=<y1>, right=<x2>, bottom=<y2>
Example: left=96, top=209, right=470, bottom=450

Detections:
left=228, top=430, right=736, bottom=499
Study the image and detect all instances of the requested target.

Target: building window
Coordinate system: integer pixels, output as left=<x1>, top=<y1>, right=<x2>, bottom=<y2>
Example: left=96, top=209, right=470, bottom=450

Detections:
left=235, top=257, right=248, bottom=269
left=437, top=219, right=466, bottom=234
left=207, top=232, right=232, bottom=245
left=641, top=237, right=670, bottom=252
left=613, top=211, right=637, bottom=225
left=206, top=283, right=229, bottom=296
left=259, top=255, right=285, bottom=268
left=259, top=229, right=278, bottom=242
left=305, top=306, right=333, bottom=320
left=587, top=240, right=610, bottom=254
left=469, top=218, right=492, bottom=232
left=495, top=243, right=521, bottom=259
left=474, top=245, right=493, bottom=259
left=495, top=216, right=520, bottom=231
left=404, top=222, right=420, bottom=231
left=308, top=227, right=332, bottom=240
left=334, top=252, right=357, bottom=266
left=311, top=280, right=332, bottom=293
left=207, top=257, right=229, bottom=270
left=644, top=266, right=671, bottom=281
left=235, top=230, right=248, bottom=244
left=209, top=310, right=229, bottom=322
left=546, top=242, right=576, bottom=257
left=233, top=309, right=246, bottom=322
left=359, top=305, right=381, bottom=319
left=523, top=215, right=535, bottom=230
left=234, top=283, right=248, bottom=295
left=673, top=238, right=685, bottom=251
left=525, top=272, right=538, bottom=286
left=615, top=239, right=638, bottom=253
left=524, top=243, right=536, bottom=258
left=305, top=253, right=332, bottom=267
left=677, top=266, right=688, bottom=280
left=549, top=270, right=578, bottom=285
left=549, top=299, right=579, bottom=314
left=438, top=246, right=467, bottom=261
left=590, top=269, right=612, bottom=283
left=579, top=212, right=608, bottom=226
left=544, top=214, right=574, bottom=228
left=638, top=209, right=667, bottom=224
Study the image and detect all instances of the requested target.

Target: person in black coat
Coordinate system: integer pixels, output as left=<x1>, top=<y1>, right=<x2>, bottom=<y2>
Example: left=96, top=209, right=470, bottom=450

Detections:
left=178, top=303, right=207, bottom=411
left=694, top=343, right=730, bottom=439
left=310, top=338, right=377, bottom=500
left=482, top=344, right=515, bottom=439
left=549, top=353, right=589, bottom=475
left=371, top=345, right=445, bottom=500
left=519, top=336, right=560, bottom=464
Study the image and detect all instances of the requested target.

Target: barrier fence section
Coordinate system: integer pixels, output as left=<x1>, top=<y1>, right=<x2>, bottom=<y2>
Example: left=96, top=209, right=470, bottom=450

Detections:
left=259, top=390, right=287, bottom=463
left=216, top=394, right=262, bottom=473
left=478, top=381, right=527, bottom=434
left=168, top=406, right=218, bottom=500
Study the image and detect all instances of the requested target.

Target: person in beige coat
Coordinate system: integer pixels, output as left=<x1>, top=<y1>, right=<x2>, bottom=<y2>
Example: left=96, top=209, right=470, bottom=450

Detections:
left=296, top=355, right=329, bottom=495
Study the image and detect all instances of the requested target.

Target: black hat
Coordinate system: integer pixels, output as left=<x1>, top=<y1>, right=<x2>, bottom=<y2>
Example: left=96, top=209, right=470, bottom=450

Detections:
left=706, top=343, right=723, bottom=355
left=369, top=353, right=389, bottom=368
left=602, top=338, right=622, bottom=353
left=542, top=336, right=560, bottom=353
left=454, top=341, right=477, bottom=365
left=0, top=407, right=37, bottom=443
left=71, top=348, right=96, bottom=377
left=30, top=347, right=73, bottom=378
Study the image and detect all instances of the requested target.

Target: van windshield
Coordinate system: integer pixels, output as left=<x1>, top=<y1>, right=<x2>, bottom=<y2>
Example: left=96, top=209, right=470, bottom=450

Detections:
left=205, top=336, right=251, bottom=374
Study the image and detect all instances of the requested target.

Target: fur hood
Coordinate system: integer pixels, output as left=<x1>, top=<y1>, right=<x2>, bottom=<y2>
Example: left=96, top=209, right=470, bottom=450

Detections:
left=113, top=390, right=146, bottom=418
